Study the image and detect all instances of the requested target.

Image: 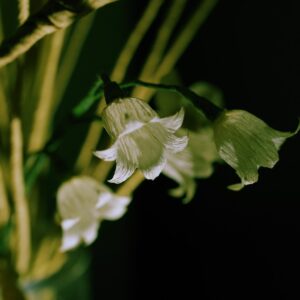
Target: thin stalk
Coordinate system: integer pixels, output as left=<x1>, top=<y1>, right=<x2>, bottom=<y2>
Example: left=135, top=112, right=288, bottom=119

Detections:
left=0, top=9, right=9, bottom=142
left=28, top=30, right=65, bottom=152
left=140, top=0, right=218, bottom=101
left=111, top=0, right=163, bottom=82
left=122, top=80, right=222, bottom=121
left=116, top=171, right=144, bottom=197
left=0, top=161, right=9, bottom=227
left=0, top=71, right=9, bottom=140
left=10, top=117, right=31, bottom=275
left=18, top=0, right=30, bottom=25
left=134, top=0, right=187, bottom=96
left=75, top=0, right=163, bottom=172
left=54, top=13, right=95, bottom=107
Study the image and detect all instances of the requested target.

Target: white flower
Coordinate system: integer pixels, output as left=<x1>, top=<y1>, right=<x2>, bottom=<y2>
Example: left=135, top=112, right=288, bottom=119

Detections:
left=163, top=127, right=220, bottom=203
left=57, top=176, right=131, bottom=252
left=94, top=97, right=188, bottom=184
left=213, top=110, right=299, bottom=190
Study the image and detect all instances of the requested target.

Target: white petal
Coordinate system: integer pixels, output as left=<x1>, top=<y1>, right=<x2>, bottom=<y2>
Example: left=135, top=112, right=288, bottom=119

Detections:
left=96, top=192, right=112, bottom=209
left=82, top=222, right=100, bottom=245
left=60, top=232, right=81, bottom=252
left=158, top=108, right=185, bottom=131
left=165, top=135, right=188, bottom=153
left=61, top=218, right=79, bottom=230
left=119, top=120, right=144, bottom=137
left=102, top=98, right=157, bottom=137
left=94, top=145, right=117, bottom=161
left=101, top=196, right=131, bottom=220
left=142, top=156, right=166, bottom=180
left=108, top=159, right=135, bottom=184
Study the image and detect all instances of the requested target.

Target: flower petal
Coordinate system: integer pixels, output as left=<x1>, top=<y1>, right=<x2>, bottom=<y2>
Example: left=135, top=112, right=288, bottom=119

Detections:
left=158, top=108, right=185, bottom=131
left=94, top=145, right=117, bottom=161
left=82, top=222, right=100, bottom=245
left=165, top=134, right=188, bottom=153
left=99, top=195, right=131, bottom=220
left=60, top=231, right=81, bottom=252
left=142, top=156, right=166, bottom=180
left=62, top=218, right=80, bottom=230
left=214, top=110, right=298, bottom=187
left=108, top=159, right=135, bottom=184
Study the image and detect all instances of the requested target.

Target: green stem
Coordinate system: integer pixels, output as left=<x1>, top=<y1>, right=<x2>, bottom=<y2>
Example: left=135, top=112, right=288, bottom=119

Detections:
left=121, top=80, right=223, bottom=121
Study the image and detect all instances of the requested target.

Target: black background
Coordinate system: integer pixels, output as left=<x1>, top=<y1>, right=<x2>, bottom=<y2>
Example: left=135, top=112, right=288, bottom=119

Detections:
left=76, top=1, right=300, bottom=299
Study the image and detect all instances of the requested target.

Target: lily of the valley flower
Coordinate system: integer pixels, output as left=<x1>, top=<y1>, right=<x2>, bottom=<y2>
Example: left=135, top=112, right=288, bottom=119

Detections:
left=94, top=97, right=188, bottom=184
left=57, top=176, right=130, bottom=251
left=163, top=127, right=220, bottom=203
left=213, top=110, right=299, bottom=190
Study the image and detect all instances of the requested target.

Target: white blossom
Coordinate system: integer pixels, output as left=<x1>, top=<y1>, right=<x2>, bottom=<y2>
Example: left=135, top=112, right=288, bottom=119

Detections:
left=57, top=176, right=130, bottom=251
left=163, top=127, right=220, bottom=203
left=213, top=110, right=299, bottom=190
left=94, top=97, right=188, bottom=184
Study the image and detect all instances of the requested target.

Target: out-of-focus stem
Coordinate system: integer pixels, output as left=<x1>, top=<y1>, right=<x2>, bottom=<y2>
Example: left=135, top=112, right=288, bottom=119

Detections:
left=140, top=0, right=218, bottom=101
left=116, top=171, right=144, bottom=197
left=75, top=0, right=162, bottom=172
left=0, top=162, right=9, bottom=227
left=0, top=71, right=9, bottom=140
left=10, top=117, right=31, bottom=275
left=28, top=30, right=65, bottom=152
left=134, top=0, right=187, bottom=97
left=111, top=0, right=163, bottom=82
left=18, top=0, right=30, bottom=25
left=54, top=13, right=95, bottom=106
left=0, top=0, right=117, bottom=68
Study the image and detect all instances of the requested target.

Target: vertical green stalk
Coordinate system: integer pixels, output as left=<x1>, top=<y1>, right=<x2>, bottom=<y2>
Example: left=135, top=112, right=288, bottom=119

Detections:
left=110, top=0, right=164, bottom=82
left=18, top=0, right=30, bottom=24
left=137, top=0, right=187, bottom=82
left=54, top=13, right=95, bottom=107
left=10, top=117, right=31, bottom=275
left=142, top=0, right=219, bottom=101
left=28, top=30, right=66, bottom=153
left=0, top=161, right=9, bottom=227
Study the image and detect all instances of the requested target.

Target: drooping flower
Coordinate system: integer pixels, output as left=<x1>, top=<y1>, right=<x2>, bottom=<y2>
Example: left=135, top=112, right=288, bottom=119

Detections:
left=163, top=127, right=221, bottom=203
left=57, top=176, right=130, bottom=251
left=94, top=97, right=188, bottom=184
left=213, top=110, right=299, bottom=190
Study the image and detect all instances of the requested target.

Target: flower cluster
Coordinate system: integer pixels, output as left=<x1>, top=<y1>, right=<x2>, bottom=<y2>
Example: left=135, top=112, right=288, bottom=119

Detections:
left=57, top=83, right=298, bottom=252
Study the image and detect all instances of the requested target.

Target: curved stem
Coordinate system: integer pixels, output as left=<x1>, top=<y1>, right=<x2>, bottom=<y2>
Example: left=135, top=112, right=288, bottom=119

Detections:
left=122, top=80, right=223, bottom=121
left=0, top=0, right=116, bottom=68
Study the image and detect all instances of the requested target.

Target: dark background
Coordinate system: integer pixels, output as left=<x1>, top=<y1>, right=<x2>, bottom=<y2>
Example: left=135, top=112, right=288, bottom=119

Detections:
left=67, top=0, right=300, bottom=299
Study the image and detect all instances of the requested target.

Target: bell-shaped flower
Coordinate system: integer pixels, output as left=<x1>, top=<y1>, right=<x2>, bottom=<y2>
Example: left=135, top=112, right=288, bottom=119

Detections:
left=163, top=127, right=221, bottom=203
left=94, top=97, right=188, bottom=184
left=213, top=110, right=299, bottom=190
left=57, top=176, right=131, bottom=251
